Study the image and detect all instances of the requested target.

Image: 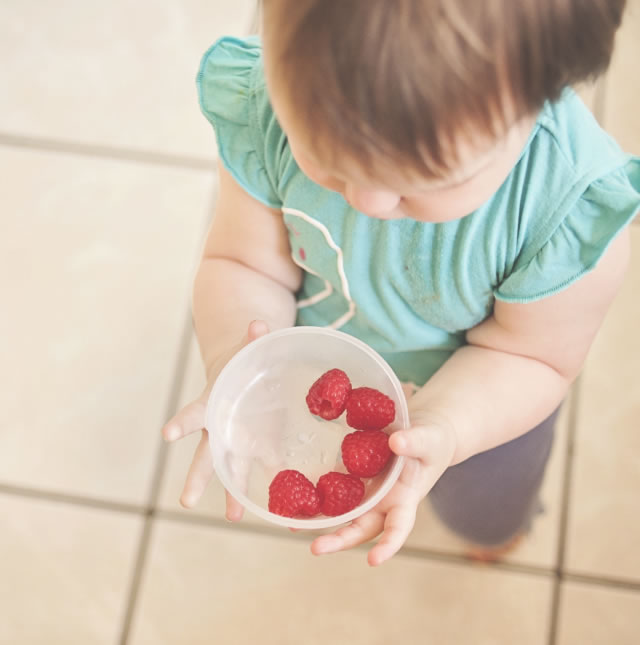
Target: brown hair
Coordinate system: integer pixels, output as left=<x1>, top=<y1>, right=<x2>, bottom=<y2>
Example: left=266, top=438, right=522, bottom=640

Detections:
left=263, top=0, right=627, bottom=180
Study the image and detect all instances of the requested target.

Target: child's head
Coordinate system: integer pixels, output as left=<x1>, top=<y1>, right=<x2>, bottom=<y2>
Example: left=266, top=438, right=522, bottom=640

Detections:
left=262, top=0, right=626, bottom=220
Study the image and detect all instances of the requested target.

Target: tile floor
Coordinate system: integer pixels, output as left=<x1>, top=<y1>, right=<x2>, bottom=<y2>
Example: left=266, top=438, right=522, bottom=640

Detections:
left=1, top=1, right=638, bottom=644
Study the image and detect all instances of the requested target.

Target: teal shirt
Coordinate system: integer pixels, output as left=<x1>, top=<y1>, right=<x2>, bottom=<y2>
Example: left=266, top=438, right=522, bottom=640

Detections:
left=197, top=36, right=640, bottom=387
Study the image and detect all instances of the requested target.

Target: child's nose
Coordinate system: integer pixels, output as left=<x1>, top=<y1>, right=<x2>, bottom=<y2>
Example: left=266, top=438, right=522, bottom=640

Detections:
left=343, top=185, right=401, bottom=217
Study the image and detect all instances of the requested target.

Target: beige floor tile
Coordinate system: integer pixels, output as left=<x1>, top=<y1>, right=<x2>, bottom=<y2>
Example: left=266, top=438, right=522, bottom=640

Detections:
left=603, top=0, right=640, bottom=154
left=0, top=147, right=212, bottom=504
left=0, top=0, right=256, bottom=158
left=406, top=395, right=571, bottom=569
left=556, top=580, right=640, bottom=645
left=565, top=228, right=640, bottom=582
left=129, top=519, right=552, bottom=645
left=0, top=493, right=142, bottom=645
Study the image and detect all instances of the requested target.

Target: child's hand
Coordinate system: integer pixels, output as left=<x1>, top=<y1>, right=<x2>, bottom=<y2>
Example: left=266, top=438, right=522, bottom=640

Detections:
left=161, top=320, right=271, bottom=521
left=310, top=411, right=457, bottom=566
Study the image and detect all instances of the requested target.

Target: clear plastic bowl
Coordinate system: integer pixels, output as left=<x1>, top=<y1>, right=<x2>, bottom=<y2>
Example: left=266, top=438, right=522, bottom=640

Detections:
left=205, top=326, right=409, bottom=529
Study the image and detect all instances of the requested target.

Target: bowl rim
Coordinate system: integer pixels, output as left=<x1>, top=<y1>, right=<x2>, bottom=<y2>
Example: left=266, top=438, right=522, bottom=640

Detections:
left=205, top=326, right=409, bottom=529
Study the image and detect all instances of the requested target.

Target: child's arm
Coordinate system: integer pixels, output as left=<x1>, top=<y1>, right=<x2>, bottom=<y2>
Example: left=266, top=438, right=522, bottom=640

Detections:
left=162, top=162, right=301, bottom=514
left=193, top=162, right=302, bottom=379
left=312, top=227, right=631, bottom=565
left=410, top=226, right=631, bottom=465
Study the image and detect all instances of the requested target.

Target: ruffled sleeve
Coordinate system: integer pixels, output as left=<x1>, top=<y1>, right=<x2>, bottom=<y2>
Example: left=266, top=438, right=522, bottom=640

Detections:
left=495, top=158, right=640, bottom=303
left=196, top=36, right=282, bottom=208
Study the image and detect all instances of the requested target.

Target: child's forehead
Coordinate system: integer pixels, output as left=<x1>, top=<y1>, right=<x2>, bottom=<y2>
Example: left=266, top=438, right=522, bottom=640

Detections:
left=286, top=111, right=508, bottom=189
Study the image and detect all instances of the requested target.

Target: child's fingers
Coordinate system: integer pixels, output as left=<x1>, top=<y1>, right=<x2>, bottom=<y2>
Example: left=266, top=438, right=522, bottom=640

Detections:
left=162, top=399, right=207, bottom=442
left=178, top=431, right=247, bottom=521
left=367, top=504, right=417, bottom=567
left=310, top=512, right=384, bottom=556
left=389, top=427, right=430, bottom=458
left=163, top=321, right=269, bottom=445
left=224, top=454, right=249, bottom=522
left=179, top=431, right=214, bottom=508
left=389, top=425, right=452, bottom=463
left=218, top=321, right=269, bottom=521
left=171, top=321, right=270, bottom=511
left=225, top=491, right=245, bottom=522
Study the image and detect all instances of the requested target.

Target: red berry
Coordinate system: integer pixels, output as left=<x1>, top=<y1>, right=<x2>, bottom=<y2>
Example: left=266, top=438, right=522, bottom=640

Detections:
left=341, top=429, right=392, bottom=477
left=316, top=472, right=365, bottom=516
left=268, top=470, right=320, bottom=518
left=306, top=368, right=352, bottom=420
left=345, top=387, right=395, bottom=431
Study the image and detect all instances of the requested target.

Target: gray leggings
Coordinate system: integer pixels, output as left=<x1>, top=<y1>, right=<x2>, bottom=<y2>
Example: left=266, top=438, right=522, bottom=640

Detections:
left=428, top=406, right=560, bottom=546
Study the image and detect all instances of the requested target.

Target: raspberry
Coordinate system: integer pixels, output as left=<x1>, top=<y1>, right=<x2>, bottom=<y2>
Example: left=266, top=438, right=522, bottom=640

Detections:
left=268, top=470, right=320, bottom=518
left=316, top=472, right=365, bottom=516
left=306, top=368, right=352, bottom=420
left=345, top=387, right=395, bottom=431
left=341, top=429, right=392, bottom=477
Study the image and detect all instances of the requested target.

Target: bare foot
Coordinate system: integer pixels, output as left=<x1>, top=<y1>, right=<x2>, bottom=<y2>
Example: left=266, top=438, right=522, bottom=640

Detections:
left=465, top=533, right=525, bottom=563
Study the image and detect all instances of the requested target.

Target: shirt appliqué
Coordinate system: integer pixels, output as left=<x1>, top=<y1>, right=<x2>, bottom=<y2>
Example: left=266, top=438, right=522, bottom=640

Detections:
left=283, top=206, right=356, bottom=330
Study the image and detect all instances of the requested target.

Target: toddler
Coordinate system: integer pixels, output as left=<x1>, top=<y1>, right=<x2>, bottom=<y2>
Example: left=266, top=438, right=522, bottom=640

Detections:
left=163, top=0, right=639, bottom=566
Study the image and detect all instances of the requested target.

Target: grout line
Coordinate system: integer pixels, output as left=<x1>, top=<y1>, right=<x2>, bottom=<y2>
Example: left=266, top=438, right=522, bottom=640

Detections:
left=154, top=508, right=556, bottom=580
left=117, top=516, right=154, bottom=645
left=147, top=311, right=197, bottom=511
left=563, top=571, right=640, bottom=593
left=116, top=305, right=198, bottom=645
left=4, top=475, right=637, bottom=593
left=142, top=174, right=217, bottom=513
left=0, top=482, right=144, bottom=516
left=393, top=545, right=555, bottom=579
left=0, top=131, right=216, bottom=172
left=156, top=507, right=640, bottom=591
left=117, top=177, right=217, bottom=645
left=547, top=379, right=583, bottom=645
